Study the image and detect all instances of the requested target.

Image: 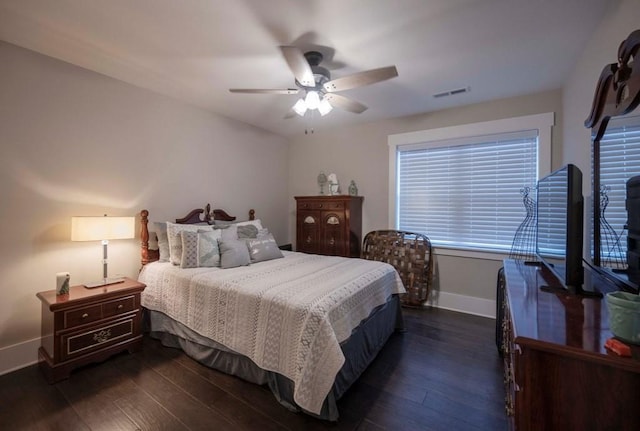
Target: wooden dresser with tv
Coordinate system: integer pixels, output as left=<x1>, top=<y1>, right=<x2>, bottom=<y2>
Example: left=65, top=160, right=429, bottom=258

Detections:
left=501, top=259, right=640, bottom=430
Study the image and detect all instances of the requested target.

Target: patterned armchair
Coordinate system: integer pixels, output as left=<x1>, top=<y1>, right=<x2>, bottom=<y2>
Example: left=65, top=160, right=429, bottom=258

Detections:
left=362, top=230, right=434, bottom=307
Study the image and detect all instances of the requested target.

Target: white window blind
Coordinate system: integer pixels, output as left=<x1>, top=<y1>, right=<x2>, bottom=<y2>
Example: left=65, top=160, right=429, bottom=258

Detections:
left=598, top=116, right=640, bottom=263
left=396, top=130, right=538, bottom=252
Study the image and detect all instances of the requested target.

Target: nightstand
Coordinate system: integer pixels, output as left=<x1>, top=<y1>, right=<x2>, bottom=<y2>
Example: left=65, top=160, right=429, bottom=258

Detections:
left=36, top=277, right=146, bottom=383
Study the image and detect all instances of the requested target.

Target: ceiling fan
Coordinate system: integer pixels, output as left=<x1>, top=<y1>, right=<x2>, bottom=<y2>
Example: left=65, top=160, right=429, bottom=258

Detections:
left=229, top=46, right=398, bottom=117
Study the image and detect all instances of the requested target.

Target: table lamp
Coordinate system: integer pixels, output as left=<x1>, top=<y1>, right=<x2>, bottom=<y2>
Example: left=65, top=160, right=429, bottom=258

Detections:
left=71, top=215, right=135, bottom=288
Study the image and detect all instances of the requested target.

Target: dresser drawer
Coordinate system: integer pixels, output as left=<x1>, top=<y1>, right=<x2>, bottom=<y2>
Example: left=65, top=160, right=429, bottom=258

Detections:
left=297, top=200, right=345, bottom=210
left=64, top=304, right=102, bottom=328
left=61, top=317, right=136, bottom=361
left=103, top=295, right=135, bottom=318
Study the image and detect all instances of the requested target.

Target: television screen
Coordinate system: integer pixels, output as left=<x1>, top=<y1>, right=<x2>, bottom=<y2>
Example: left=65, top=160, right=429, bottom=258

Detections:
left=536, top=164, right=584, bottom=289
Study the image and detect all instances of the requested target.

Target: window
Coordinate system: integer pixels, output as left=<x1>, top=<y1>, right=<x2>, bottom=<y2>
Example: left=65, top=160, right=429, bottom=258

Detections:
left=388, top=113, right=553, bottom=255
left=597, top=115, right=640, bottom=265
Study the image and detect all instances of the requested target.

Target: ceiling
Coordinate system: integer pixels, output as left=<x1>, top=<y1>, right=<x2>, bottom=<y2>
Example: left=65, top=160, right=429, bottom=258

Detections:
left=0, top=0, right=610, bottom=137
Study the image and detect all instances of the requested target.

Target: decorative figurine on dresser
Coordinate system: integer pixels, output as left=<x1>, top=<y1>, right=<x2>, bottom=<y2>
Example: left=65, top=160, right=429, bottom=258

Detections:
left=295, top=195, right=363, bottom=257
left=348, top=180, right=358, bottom=196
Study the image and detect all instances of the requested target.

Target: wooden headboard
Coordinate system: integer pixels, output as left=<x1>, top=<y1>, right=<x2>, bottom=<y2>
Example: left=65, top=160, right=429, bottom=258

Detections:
left=140, top=203, right=255, bottom=267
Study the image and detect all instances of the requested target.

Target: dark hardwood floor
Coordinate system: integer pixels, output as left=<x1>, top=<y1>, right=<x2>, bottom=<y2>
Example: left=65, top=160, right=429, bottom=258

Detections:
left=0, top=308, right=508, bottom=431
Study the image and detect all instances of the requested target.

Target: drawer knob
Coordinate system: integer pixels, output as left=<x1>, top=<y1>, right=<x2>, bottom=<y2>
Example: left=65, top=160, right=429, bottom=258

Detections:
left=319, top=204, right=323, bottom=208
left=117, top=304, right=124, bottom=310
left=82, top=313, right=89, bottom=319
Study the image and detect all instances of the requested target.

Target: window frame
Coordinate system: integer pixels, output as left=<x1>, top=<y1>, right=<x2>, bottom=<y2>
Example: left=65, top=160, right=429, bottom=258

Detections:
left=388, top=112, right=554, bottom=259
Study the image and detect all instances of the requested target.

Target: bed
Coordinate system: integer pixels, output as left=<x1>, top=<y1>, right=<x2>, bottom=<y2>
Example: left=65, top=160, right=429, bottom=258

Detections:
left=138, top=205, right=405, bottom=421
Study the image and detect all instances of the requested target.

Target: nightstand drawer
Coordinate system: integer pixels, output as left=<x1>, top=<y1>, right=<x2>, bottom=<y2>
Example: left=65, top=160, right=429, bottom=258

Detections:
left=103, top=295, right=135, bottom=318
left=62, top=317, right=135, bottom=361
left=64, top=304, right=102, bottom=328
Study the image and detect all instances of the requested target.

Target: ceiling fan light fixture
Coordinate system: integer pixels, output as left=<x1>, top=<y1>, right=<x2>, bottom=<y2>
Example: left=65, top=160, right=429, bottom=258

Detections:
left=318, top=98, right=333, bottom=116
left=292, top=98, right=308, bottom=116
left=305, top=91, right=320, bottom=110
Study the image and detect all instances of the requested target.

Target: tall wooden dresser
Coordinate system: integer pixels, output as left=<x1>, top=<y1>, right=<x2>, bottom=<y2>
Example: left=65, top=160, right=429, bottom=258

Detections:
left=295, top=195, right=363, bottom=257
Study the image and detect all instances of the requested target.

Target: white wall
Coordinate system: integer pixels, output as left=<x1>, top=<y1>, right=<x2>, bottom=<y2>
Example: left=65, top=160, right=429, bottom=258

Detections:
left=563, top=0, right=640, bottom=176
left=0, top=41, right=289, bottom=374
left=288, top=0, right=639, bottom=316
left=288, top=90, right=563, bottom=315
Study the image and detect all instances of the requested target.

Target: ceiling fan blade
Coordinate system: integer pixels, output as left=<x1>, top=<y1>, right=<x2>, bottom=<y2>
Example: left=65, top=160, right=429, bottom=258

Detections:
left=323, top=66, right=398, bottom=92
left=229, top=88, right=299, bottom=95
left=323, top=93, right=368, bottom=114
left=284, top=110, right=297, bottom=119
left=280, top=46, right=315, bottom=87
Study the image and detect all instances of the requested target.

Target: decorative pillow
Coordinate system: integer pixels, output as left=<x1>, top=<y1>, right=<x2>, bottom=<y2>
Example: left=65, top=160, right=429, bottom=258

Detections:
left=215, top=219, right=264, bottom=241
left=152, top=222, right=170, bottom=262
left=180, top=229, right=222, bottom=268
left=247, top=233, right=284, bottom=263
left=219, top=224, right=238, bottom=241
left=214, top=219, right=264, bottom=230
left=219, top=238, right=251, bottom=269
left=166, top=222, right=213, bottom=265
left=197, top=230, right=222, bottom=267
left=237, top=224, right=259, bottom=239
left=180, top=231, right=199, bottom=268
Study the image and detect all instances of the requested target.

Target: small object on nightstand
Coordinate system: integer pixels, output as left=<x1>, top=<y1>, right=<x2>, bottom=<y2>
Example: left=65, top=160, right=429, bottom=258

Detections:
left=55, top=272, right=70, bottom=295
left=278, top=243, right=293, bottom=251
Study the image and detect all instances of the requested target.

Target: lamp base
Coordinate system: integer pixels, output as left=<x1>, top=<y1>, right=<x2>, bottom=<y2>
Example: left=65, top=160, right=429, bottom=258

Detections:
left=83, top=277, right=126, bottom=289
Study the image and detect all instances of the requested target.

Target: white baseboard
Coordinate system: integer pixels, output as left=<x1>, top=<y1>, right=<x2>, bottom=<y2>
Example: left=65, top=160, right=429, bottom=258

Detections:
left=0, top=337, right=40, bottom=376
left=428, top=291, right=496, bottom=319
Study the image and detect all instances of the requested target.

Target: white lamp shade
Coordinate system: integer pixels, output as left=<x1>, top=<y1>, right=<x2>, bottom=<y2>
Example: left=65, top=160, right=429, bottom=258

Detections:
left=292, top=98, right=308, bottom=116
left=318, top=98, right=333, bottom=116
left=305, top=91, right=320, bottom=110
left=71, top=216, right=135, bottom=241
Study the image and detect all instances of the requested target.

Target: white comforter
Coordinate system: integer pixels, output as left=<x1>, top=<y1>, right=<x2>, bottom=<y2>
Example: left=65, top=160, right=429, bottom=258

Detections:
left=138, top=251, right=404, bottom=414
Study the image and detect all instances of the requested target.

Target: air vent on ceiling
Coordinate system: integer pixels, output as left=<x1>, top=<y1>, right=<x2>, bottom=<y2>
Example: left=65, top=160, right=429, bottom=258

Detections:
left=433, top=86, right=470, bottom=98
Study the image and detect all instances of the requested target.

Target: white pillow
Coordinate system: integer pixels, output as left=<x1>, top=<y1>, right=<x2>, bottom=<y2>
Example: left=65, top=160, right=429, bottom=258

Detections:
left=166, top=222, right=213, bottom=265
left=151, top=221, right=169, bottom=262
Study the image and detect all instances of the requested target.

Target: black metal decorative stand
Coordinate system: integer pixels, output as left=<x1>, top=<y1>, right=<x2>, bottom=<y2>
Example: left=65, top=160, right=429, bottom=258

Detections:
left=509, top=187, right=538, bottom=261
left=599, top=185, right=626, bottom=269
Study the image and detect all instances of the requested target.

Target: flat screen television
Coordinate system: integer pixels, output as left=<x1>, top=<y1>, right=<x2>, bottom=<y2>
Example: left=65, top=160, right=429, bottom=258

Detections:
left=535, top=164, right=593, bottom=294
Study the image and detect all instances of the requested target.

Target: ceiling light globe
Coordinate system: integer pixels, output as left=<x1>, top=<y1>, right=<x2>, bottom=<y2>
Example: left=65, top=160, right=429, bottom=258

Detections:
left=292, top=98, right=308, bottom=116
left=305, top=91, right=320, bottom=110
left=318, top=99, right=333, bottom=116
